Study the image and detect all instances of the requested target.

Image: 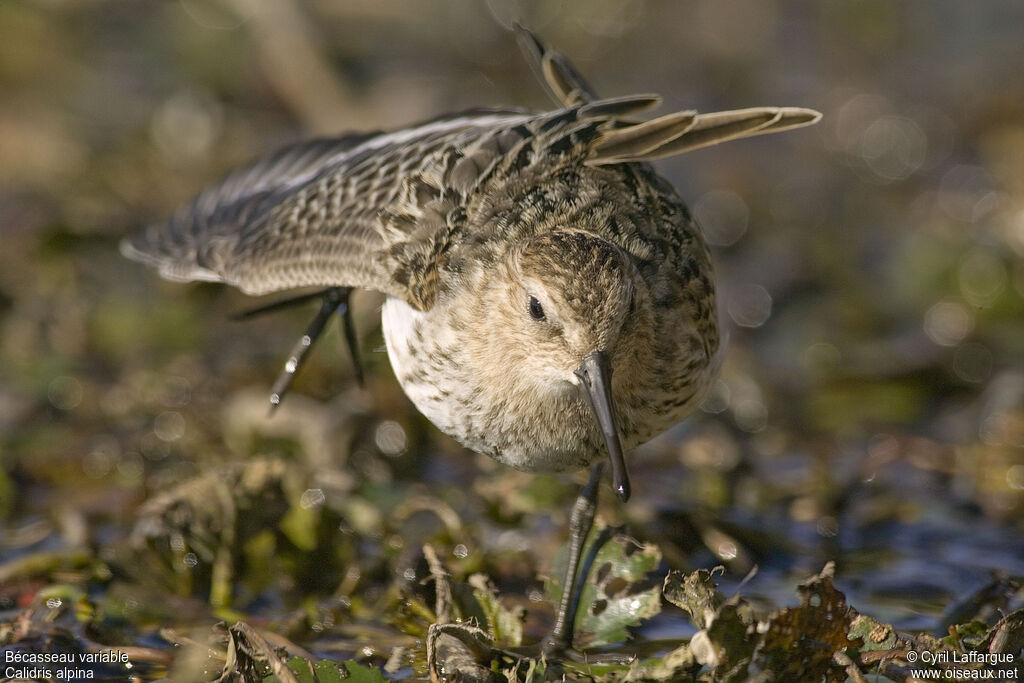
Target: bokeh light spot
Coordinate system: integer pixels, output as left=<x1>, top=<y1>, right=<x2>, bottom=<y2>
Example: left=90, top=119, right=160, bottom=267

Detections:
left=728, top=284, right=773, bottom=328
left=923, top=301, right=973, bottom=346
left=694, top=189, right=750, bottom=246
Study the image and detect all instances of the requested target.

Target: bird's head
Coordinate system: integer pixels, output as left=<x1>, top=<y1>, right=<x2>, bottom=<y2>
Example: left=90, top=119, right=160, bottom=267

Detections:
left=471, top=229, right=652, bottom=501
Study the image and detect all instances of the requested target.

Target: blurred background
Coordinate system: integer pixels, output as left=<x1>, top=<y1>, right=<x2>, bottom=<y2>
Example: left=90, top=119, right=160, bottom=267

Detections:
left=1, top=0, right=1023, bottom=661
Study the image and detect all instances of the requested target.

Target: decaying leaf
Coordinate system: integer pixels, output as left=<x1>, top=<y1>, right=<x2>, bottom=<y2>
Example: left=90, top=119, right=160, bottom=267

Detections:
left=426, top=622, right=502, bottom=683
left=0, top=589, right=171, bottom=680
left=623, top=642, right=698, bottom=681
left=663, top=567, right=727, bottom=630
left=219, top=621, right=302, bottom=683
left=677, top=563, right=888, bottom=682
left=125, top=459, right=294, bottom=606
left=751, top=562, right=861, bottom=682
left=981, top=607, right=1024, bottom=655
left=689, top=599, right=756, bottom=677
left=545, top=523, right=662, bottom=650
left=417, top=545, right=524, bottom=650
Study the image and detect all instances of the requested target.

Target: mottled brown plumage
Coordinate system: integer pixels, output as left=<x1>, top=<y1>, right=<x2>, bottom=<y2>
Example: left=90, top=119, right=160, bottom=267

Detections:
left=123, top=26, right=820, bottom=654
left=122, top=28, right=818, bottom=496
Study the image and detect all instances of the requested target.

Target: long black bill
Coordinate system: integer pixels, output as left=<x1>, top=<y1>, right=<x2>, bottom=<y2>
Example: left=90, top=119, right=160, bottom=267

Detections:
left=575, top=351, right=630, bottom=502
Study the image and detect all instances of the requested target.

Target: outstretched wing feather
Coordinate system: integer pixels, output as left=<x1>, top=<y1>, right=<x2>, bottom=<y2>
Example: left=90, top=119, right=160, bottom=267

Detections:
left=587, top=107, right=821, bottom=165
left=514, top=23, right=599, bottom=107
left=122, top=20, right=822, bottom=313
left=121, top=111, right=533, bottom=304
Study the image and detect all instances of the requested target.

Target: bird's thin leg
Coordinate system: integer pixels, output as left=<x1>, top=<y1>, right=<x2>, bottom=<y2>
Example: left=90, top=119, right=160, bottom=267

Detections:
left=233, top=287, right=364, bottom=408
left=541, top=461, right=605, bottom=657
left=231, top=289, right=330, bottom=320
left=257, top=287, right=356, bottom=410
left=266, top=290, right=338, bottom=411
left=335, top=289, right=364, bottom=388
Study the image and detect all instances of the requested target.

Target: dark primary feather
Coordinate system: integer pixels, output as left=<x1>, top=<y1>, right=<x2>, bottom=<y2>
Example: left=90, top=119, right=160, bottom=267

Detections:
left=514, top=23, right=598, bottom=107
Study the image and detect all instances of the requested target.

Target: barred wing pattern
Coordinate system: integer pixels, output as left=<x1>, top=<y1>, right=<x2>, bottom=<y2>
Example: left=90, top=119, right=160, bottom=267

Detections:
left=123, top=33, right=819, bottom=312
left=121, top=110, right=535, bottom=305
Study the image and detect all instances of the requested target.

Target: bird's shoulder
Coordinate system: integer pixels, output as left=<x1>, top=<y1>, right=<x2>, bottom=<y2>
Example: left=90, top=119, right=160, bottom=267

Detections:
left=441, top=149, right=701, bottom=280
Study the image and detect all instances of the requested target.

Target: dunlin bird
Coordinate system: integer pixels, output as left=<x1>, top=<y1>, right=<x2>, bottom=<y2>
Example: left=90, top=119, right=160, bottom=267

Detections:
left=122, top=27, right=820, bottom=653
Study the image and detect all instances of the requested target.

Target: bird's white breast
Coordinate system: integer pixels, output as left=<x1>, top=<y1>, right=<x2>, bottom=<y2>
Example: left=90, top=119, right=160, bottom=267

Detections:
left=380, top=296, right=463, bottom=437
left=381, top=295, right=586, bottom=472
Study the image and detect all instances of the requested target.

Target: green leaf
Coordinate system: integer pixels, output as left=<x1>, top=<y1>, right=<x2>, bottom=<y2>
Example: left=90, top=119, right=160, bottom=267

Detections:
left=848, top=614, right=898, bottom=652
left=940, top=620, right=989, bottom=649
left=264, top=657, right=386, bottom=683
left=339, top=661, right=388, bottom=683
left=520, top=657, right=547, bottom=682
left=468, top=573, right=524, bottom=647
left=278, top=500, right=320, bottom=552
left=546, top=523, right=662, bottom=650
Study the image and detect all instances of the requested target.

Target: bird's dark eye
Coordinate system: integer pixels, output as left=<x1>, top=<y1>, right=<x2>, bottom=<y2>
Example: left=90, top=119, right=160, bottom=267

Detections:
left=528, top=296, right=545, bottom=321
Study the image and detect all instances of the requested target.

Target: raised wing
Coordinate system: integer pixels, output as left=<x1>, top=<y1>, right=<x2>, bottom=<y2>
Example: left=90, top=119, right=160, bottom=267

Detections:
left=588, top=106, right=821, bottom=165
left=514, top=24, right=820, bottom=165
left=122, top=132, right=375, bottom=284
left=123, top=28, right=820, bottom=312
left=121, top=110, right=534, bottom=307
